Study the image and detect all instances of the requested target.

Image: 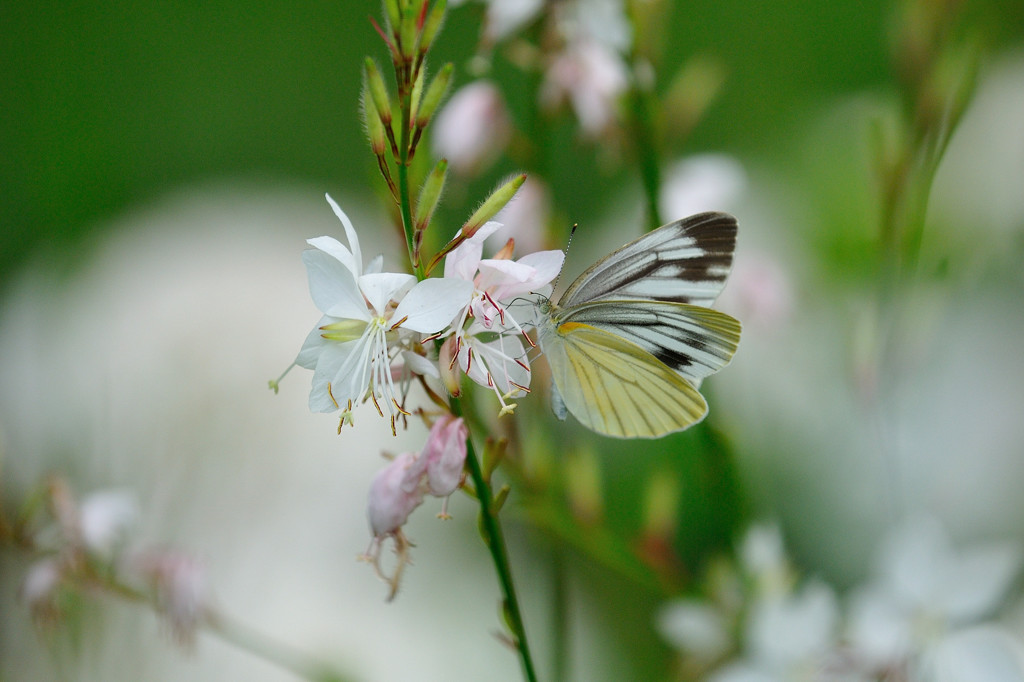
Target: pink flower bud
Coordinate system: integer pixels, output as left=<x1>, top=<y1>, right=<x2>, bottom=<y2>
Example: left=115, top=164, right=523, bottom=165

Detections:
left=367, top=452, right=427, bottom=538
left=423, top=415, right=468, bottom=498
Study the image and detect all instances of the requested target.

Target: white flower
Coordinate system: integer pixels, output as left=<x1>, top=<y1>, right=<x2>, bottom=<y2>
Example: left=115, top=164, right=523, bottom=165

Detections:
left=847, top=514, right=1023, bottom=676
left=296, top=195, right=473, bottom=422
left=442, top=220, right=563, bottom=411
left=659, top=154, right=748, bottom=219
left=656, top=598, right=731, bottom=662
left=78, top=489, right=137, bottom=557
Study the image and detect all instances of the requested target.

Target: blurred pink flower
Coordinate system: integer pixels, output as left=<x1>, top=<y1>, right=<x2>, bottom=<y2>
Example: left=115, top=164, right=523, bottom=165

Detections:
left=432, top=81, right=512, bottom=176
left=541, top=38, right=628, bottom=136
left=135, top=551, right=210, bottom=646
left=423, top=414, right=468, bottom=501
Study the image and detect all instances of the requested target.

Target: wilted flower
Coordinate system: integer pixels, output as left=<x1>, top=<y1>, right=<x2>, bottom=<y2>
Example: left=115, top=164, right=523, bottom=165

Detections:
left=422, top=414, right=468, bottom=506
left=362, top=414, right=471, bottom=598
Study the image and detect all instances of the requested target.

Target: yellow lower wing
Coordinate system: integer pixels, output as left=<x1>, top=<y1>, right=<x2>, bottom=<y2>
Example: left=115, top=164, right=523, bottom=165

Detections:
left=544, top=321, right=708, bottom=438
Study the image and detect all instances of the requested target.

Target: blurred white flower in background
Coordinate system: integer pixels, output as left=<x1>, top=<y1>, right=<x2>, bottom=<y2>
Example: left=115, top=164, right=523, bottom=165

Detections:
left=659, top=519, right=1024, bottom=682
left=847, top=515, right=1023, bottom=679
left=78, top=488, right=139, bottom=557
left=659, top=154, right=748, bottom=221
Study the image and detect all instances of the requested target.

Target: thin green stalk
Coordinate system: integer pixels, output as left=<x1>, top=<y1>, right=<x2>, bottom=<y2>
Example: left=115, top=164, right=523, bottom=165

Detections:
left=630, top=84, right=663, bottom=231
left=75, top=566, right=353, bottom=682
left=397, top=98, right=421, bottom=279
left=451, top=399, right=539, bottom=682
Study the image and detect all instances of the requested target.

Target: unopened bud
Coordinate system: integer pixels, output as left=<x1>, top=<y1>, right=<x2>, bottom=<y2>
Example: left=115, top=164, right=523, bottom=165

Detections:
left=420, top=0, right=447, bottom=54
left=463, top=174, right=526, bottom=238
left=361, top=85, right=387, bottom=156
left=416, top=62, right=453, bottom=128
left=415, top=159, right=448, bottom=232
left=364, top=58, right=393, bottom=127
left=383, top=0, right=401, bottom=34
left=399, top=2, right=418, bottom=61
left=410, top=65, right=426, bottom=126
left=482, top=437, right=508, bottom=482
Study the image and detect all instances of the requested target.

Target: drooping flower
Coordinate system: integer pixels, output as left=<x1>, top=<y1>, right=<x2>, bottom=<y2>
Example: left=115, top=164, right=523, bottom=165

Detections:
left=422, top=414, right=468, bottom=508
left=296, top=195, right=473, bottom=427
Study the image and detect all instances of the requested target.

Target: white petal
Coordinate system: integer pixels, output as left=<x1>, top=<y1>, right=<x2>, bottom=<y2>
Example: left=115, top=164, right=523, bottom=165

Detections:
left=926, top=627, right=1024, bottom=682
left=847, top=586, right=913, bottom=667
left=302, top=248, right=368, bottom=319
left=358, top=272, right=416, bottom=316
left=746, top=581, right=837, bottom=668
left=295, top=317, right=331, bottom=369
left=938, top=543, right=1022, bottom=624
left=876, top=514, right=948, bottom=608
left=656, top=599, right=730, bottom=660
left=365, top=253, right=384, bottom=274
left=460, top=334, right=529, bottom=394
left=515, top=250, right=564, bottom=287
left=400, top=350, right=439, bottom=379
left=325, top=193, right=362, bottom=273
left=308, top=340, right=359, bottom=412
left=307, top=235, right=358, bottom=277
left=444, top=238, right=484, bottom=281
left=476, top=258, right=536, bottom=293
left=394, top=278, right=474, bottom=333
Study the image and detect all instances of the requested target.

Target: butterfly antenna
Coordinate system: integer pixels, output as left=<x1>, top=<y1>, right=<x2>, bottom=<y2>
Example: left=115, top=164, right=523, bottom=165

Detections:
left=550, top=223, right=578, bottom=294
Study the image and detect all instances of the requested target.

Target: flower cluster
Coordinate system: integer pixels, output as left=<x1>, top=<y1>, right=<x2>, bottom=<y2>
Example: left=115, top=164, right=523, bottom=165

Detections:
left=657, top=518, right=1024, bottom=682
left=291, top=194, right=563, bottom=435
left=283, top=194, right=563, bottom=594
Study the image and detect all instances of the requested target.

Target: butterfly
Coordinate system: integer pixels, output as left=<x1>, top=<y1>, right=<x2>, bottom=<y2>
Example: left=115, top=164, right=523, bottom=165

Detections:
left=536, top=213, right=741, bottom=438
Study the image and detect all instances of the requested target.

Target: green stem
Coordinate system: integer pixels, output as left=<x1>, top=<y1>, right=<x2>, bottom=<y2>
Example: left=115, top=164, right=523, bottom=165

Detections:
left=76, top=566, right=353, bottom=682
left=397, top=101, right=420, bottom=279
left=630, top=82, right=663, bottom=231
left=451, top=399, right=539, bottom=682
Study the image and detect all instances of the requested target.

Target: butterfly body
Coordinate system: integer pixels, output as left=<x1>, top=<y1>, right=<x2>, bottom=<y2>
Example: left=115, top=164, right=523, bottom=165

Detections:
left=536, top=213, right=741, bottom=439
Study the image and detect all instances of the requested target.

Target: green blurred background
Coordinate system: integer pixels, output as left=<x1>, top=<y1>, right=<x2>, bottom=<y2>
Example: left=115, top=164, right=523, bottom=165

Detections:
left=6, top=0, right=1019, bottom=291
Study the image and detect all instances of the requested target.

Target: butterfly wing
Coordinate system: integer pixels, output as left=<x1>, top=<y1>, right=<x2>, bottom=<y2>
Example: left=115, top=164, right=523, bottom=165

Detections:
left=558, top=299, right=741, bottom=383
left=560, top=213, right=737, bottom=308
left=539, top=319, right=708, bottom=438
